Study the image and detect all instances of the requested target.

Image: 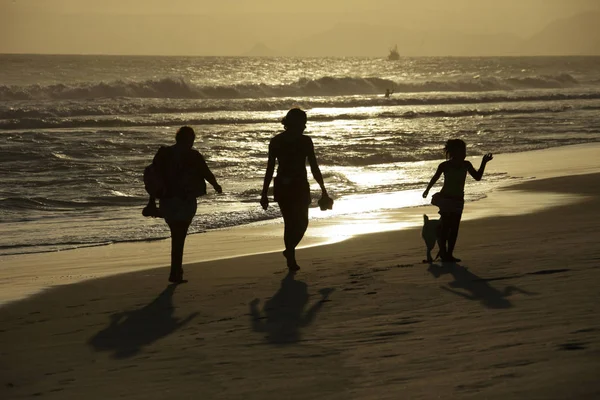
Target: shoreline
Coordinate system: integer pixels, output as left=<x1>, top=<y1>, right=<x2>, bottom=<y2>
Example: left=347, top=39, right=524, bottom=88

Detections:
left=1, top=143, right=599, bottom=306
left=2, top=139, right=599, bottom=259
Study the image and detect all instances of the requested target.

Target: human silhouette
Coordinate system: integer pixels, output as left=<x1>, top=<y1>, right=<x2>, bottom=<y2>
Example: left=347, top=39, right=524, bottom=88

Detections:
left=250, top=272, right=333, bottom=344
left=144, top=126, right=222, bottom=283
left=260, top=108, right=331, bottom=271
left=384, top=88, right=394, bottom=98
left=88, top=284, right=197, bottom=358
left=422, top=139, right=492, bottom=262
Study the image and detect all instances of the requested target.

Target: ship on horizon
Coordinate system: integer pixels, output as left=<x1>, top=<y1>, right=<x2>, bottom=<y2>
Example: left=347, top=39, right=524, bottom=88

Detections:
left=388, top=45, right=400, bottom=61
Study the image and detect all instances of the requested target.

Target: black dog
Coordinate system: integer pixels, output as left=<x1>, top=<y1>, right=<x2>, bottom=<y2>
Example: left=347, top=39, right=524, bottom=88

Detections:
left=421, top=214, right=441, bottom=263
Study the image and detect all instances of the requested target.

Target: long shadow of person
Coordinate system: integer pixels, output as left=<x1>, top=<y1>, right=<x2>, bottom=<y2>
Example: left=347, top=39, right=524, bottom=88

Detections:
left=88, top=284, right=197, bottom=358
left=250, top=272, right=334, bottom=344
left=427, top=263, right=534, bottom=309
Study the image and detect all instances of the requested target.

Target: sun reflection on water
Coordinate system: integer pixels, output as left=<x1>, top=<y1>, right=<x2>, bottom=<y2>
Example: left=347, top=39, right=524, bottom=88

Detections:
left=307, top=189, right=427, bottom=241
left=311, top=189, right=426, bottom=218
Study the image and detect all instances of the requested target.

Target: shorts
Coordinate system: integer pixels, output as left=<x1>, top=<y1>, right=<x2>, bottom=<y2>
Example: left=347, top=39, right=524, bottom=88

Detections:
left=431, top=192, right=464, bottom=214
left=273, top=176, right=311, bottom=205
left=160, top=196, right=197, bottom=223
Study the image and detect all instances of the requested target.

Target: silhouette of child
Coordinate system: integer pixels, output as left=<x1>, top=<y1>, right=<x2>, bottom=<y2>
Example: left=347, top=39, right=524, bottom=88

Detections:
left=423, top=139, right=492, bottom=262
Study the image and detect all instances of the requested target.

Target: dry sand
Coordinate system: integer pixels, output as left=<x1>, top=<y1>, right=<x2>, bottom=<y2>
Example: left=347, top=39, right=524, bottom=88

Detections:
left=1, top=144, right=599, bottom=399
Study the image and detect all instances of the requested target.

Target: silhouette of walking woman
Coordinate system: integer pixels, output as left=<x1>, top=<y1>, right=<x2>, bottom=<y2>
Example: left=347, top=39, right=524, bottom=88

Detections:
left=261, top=109, right=331, bottom=271
left=423, top=139, right=492, bottom=262
left=146, top=126, right=222, bottom=283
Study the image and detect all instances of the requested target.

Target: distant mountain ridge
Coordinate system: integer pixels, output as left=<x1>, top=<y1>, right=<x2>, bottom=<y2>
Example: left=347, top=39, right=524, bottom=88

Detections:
left=520, top=11, right=600, bottom=55
left=244, top=11, right=600, bottom=57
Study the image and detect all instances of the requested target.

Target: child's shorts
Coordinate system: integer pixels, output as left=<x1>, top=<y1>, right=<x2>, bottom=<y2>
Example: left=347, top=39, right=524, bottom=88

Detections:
left=431, top=192, right=464, bottom=214
left=160, top=196, right=197, bottom=223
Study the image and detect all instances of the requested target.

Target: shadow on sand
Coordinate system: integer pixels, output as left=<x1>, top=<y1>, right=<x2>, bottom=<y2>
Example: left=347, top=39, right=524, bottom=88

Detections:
left=427, top=263, right=534, bottom=309
left=250, top=271, right=334, bottom=344
left=88, top=284, right=197, bottom=358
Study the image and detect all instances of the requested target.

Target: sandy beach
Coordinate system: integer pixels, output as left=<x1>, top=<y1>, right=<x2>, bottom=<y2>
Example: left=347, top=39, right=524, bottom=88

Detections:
left=1, top=144, right=600, bottom=399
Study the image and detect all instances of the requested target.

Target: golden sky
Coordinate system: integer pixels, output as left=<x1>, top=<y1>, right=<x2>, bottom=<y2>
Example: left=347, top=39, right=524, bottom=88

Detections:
left=1, top=0, right=598, bottom=55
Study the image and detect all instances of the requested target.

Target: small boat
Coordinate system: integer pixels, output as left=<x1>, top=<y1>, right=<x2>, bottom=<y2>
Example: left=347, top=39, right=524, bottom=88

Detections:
left=388, top=45, right=400, bottom=61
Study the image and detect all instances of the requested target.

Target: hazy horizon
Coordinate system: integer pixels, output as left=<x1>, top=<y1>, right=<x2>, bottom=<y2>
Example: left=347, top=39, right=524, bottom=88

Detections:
left=2, top=0, right=600, bottom=56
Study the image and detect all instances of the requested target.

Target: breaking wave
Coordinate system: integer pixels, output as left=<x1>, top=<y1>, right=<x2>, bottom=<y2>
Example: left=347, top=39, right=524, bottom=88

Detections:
left=0, top=73, right=587, bottom=101
left=2, top=102, right=598, bottom=130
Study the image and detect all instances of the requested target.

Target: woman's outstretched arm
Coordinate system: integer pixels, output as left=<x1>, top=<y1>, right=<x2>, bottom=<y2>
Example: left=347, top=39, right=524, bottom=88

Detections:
left=260, top=142, right=276, bottom=209
left=307, top=138, right=327, bottom=195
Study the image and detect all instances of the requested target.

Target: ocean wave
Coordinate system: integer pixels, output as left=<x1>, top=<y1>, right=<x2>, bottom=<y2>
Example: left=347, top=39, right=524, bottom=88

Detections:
left=320, top=152, right=423, bottom=167
left=0, top=195, right=145, bottom=212
left=0, top=149, right=46, bottom=162
left=2, top=101, right=598, bottom=130
left=321, top=171, right=356, bottom=184
left=2, top=90, right=600, bottom=124
left=0, top=73, right=589, bottom=101
left=0, top=116, right=275, bottom=130
left=0, top=240, right=117, bottom=254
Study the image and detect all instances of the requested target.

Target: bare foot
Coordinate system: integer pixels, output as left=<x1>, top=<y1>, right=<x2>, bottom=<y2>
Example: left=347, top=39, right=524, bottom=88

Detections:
left=288, top=263, right=300, bottom=272
left=283, top=250, right=300, bottom=271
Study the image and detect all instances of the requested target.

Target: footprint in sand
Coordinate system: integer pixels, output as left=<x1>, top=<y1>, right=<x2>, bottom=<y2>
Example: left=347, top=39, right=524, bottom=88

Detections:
left=371, top=264, right=414, bottom=273
left=571, top=328, right=597, bottom=334
left=527, top=268, right=571, bottom=275
left=558, top=342, right=587, bottom=351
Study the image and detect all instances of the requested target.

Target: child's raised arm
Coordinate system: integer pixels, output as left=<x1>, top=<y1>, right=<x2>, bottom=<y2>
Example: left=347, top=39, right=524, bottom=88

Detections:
left=423, top=163, right=444, bottom=198
left=467, top=153, right=493, bottom=181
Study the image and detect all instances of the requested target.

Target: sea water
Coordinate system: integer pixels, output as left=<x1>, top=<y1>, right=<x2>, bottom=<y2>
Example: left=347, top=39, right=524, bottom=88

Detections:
left=1, top=55, right=599, bottom=255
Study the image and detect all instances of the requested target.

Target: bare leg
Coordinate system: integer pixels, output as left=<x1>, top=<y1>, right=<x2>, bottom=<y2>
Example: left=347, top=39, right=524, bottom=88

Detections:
left=289, top=203, right=309, bottom=250
left=446, top=212, right=462, bottom=261
left=279, top=202, right=309, bottom=270
left=437, top=213, right=451, bottom=260
left=167, top=219, right=191, bottom=282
